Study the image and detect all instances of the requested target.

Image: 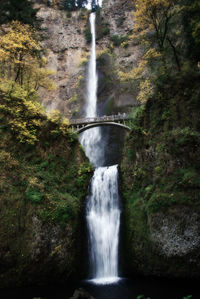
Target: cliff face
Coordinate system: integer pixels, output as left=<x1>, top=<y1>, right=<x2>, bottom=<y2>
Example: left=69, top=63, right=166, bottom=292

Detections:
left=120, top=72, right=200, bottom=278
left=34, top=0, right=141, bottom=118
left=34, top=3, right=89, bottom=117
left=0, top=91, right=92, bottom=287
left=96, top=0, right=141, bottom=113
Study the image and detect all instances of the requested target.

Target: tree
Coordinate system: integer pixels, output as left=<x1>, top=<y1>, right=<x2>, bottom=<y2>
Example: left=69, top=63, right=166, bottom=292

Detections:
left=0, top=21, right=55, bottom=97
left=119, top=0, right=200, bottom=104
left=0, top=21, right=56, bottom=144
left=133, top=0, right=181, bottom=71
left=0, top=0, right=39, bottom=26
left=62, top=0, right=88, bottom=10
left=181, top=0, right=200, bottom=63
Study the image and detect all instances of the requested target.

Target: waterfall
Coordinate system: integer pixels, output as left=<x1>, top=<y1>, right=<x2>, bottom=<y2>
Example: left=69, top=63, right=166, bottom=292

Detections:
left=86, top=166, right=120, bottom=284
left=80, top=13, right=104, bottom=167
left=80, top=11, right=121, bottom=285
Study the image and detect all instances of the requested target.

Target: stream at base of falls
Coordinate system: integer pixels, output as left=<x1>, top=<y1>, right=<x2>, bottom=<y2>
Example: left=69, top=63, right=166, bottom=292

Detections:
left=1, top=277, right=199, bottom=299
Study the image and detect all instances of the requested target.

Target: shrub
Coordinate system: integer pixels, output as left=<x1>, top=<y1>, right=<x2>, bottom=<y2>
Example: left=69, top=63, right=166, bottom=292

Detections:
left=84, top=29, right=92, bottom=43
left=103, top=27, right=110, bottom=36
left=26, top=188, right=43, bottom=204
left=110, top=34, right=129, bottom=47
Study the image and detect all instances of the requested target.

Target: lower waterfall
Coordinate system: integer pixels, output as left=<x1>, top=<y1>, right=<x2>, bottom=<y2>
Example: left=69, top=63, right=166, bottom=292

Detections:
left=86, top=166, right=121, bottom=284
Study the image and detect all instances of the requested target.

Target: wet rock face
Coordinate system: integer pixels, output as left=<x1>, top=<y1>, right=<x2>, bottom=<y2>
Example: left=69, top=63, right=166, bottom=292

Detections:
left=31, top=216, right=75, bottom=266
left=149, top=208, right=200, bottom=258
left=70, top=288, right=95, bottom=299
left=0, top=214, right=82, bottom=288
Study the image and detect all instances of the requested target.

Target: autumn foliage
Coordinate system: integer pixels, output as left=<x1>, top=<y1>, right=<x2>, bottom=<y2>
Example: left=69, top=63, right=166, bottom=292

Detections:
left=119, top=0, right=200, bottom=103
left=0, top=21, right=68, bottom=144
left=0, top=21, right=55, bottom=96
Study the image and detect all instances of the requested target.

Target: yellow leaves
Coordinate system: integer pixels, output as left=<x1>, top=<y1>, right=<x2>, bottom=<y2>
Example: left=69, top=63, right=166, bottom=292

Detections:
left=49, top=110, right=63, bottom=123
left=10, top=118, right=38, bottom=144
left=143, top=48, right=161, bottom=60
left=119, top=59, right=148, bottom=82
left=50, top=245, right=62, bottom=257
left=48, top=110, right=70, bottom=136
left=0, top=79, right=46, bottom=144
left=133, top=0, right=176, bottom=37
left=32, top=67, right=56, bottom=91
left=0, top=20, right=56, bottom=103
left=97, top=48, right=111, bottom=58
left=0, top=79, right=27, bottom=98
left=27, top=177, right=44, bottom=190
left=137, top=79, right=154, bottom=103
left=41, top=56, right=48, bottom=66
left=0, top=21, right=40, bottom=61
left=79, top=57, right=88, bottom=67
left=75, top=75, right=83, bottom=88
left=0, top=21, right=66, bottom=145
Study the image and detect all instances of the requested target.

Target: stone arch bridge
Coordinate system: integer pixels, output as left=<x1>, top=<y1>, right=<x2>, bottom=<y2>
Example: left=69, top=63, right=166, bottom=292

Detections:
left=69, top=114, right=133, bottom=134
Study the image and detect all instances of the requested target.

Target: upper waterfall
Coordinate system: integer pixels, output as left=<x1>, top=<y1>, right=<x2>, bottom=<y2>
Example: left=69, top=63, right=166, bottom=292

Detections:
left=85, top=13, right=97, bottom=118
left=80, top=13, right=104, bottom=167
left=86, top=0, right=104, bottom=9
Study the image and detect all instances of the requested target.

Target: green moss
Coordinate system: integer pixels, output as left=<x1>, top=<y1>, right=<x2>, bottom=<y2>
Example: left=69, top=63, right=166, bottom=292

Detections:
left=121, top=70, right=200, bottom=277
left=0, top=91, right=93, bottom=287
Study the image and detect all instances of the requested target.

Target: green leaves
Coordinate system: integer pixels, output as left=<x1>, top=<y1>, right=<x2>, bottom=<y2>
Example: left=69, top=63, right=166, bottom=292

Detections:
left=26, top=188, right=43, bottom=204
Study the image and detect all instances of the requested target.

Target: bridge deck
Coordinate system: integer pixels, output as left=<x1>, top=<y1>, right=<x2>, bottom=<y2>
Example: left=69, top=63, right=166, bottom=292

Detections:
left=69, top=114, right=132, bottom=126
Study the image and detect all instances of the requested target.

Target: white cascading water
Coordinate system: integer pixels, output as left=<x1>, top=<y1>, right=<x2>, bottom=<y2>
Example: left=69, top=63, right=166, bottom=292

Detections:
left=80, top=13, right=104, bottom=167
left=80, top=11, right=121, bottom=284
left=87, top=165, right=120, bottom=284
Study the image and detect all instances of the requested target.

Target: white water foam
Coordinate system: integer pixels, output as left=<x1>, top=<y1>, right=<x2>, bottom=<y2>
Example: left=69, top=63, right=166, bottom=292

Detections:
left=86, top=166, right=121, bottom=282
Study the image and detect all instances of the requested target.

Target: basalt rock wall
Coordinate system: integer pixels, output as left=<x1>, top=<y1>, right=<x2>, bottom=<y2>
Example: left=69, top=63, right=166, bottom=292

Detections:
left=34, top=0, right=141, bottom=118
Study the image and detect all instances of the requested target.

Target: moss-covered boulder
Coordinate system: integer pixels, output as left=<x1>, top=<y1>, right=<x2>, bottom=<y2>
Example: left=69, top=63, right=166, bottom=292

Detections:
left=0, top=92, right=93, bottom=287
left=120, top=71, right=200, bottom=278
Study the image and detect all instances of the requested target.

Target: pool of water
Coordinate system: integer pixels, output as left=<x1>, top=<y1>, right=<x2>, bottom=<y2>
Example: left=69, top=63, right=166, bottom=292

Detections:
left=81, top=277, right=199, bottom=299
left=0, top=276, right=199, bottom=299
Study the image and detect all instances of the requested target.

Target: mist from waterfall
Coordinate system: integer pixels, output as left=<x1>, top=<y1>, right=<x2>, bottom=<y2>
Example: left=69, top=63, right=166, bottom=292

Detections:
left=80, top=12, right=121, bottom=285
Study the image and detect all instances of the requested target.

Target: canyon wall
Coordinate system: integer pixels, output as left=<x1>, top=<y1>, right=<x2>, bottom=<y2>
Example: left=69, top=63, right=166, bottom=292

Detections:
left=34, top=0, right=140, bottom=118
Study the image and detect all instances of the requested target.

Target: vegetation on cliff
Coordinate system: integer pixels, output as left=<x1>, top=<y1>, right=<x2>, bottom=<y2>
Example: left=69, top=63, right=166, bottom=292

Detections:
left=120, top=0, right=200, bottom=102
left=120, top=0, right=200, bottom=277
left=0, top=87, right=92, bottom=286
left=0, top=1, right=92, bottom=287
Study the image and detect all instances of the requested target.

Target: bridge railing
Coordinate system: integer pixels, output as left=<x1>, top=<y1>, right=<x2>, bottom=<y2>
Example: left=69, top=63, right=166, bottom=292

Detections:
left=69, top=113, right=132, bottom=126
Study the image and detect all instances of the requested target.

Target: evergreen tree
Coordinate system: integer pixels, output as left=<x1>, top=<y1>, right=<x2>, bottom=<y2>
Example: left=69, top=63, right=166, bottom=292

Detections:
left=0, top=0, right=39, bottom=26
left=181, top=0, right=200, bottom=63
left=63, top=0, right=88, bottom=11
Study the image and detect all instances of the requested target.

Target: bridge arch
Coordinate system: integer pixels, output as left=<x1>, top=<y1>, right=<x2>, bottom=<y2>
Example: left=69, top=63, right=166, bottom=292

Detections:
left=76, top=122, right=131, bottom=134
